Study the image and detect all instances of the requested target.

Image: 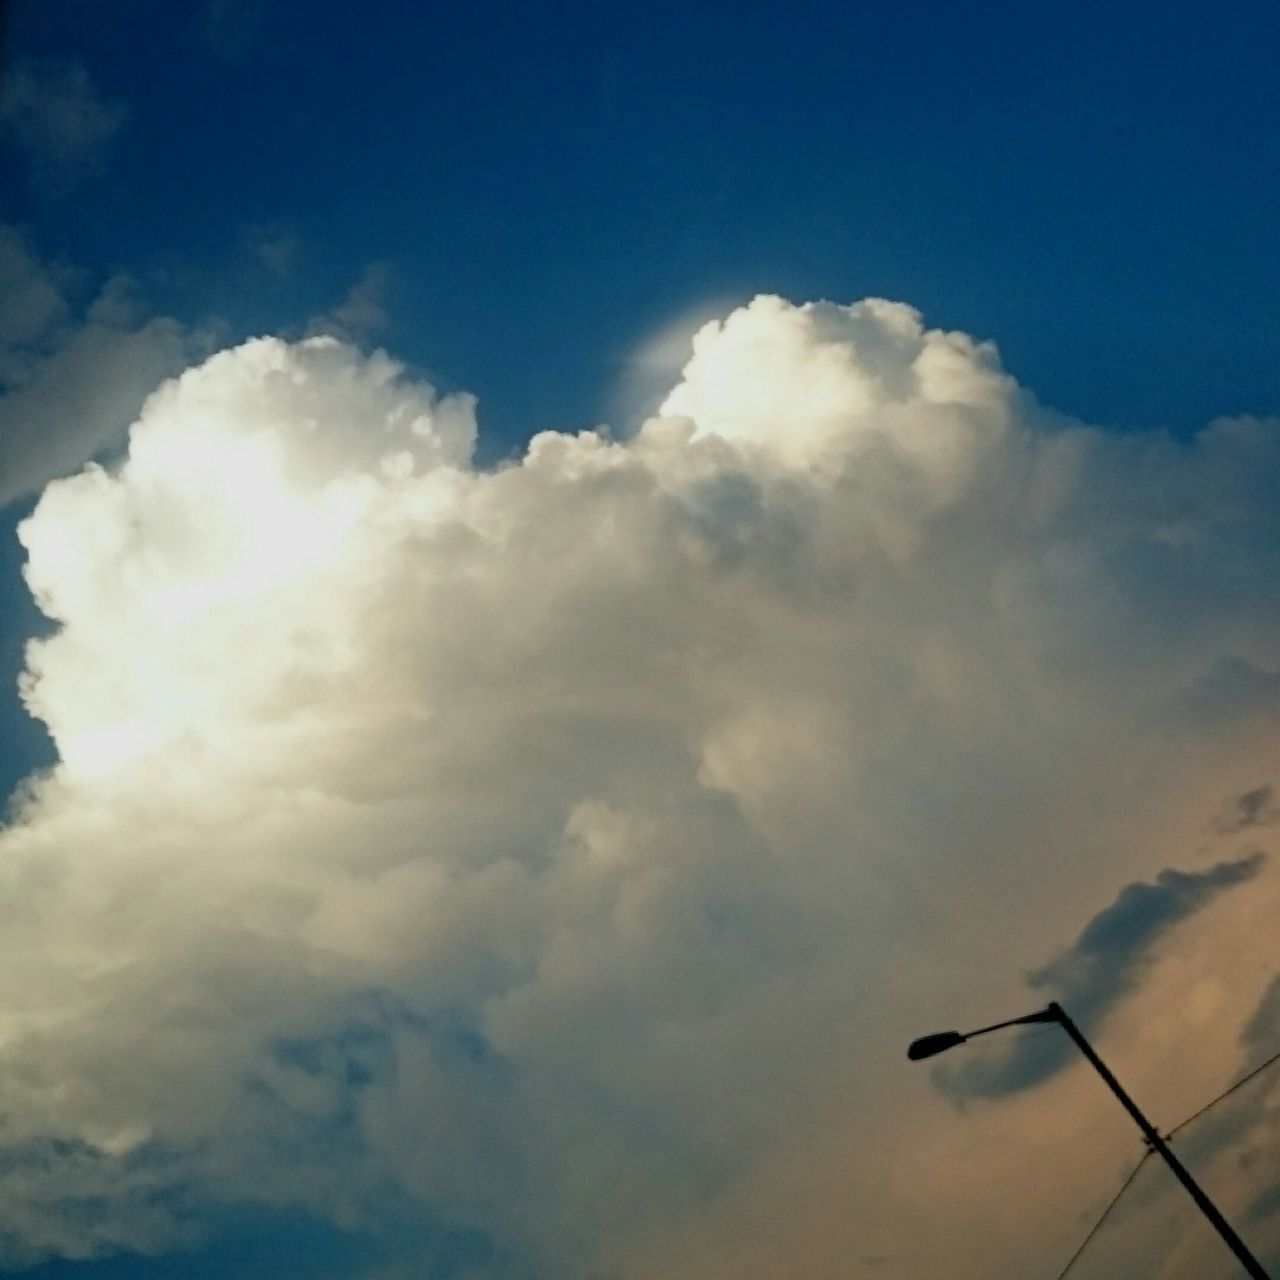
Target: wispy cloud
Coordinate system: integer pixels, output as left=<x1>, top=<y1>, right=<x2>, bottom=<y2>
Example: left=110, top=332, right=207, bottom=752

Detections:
left=1216, top=783, right=1280, bottom=835
left=0, top=59, right=129, bottom=192
left=306, top=263, right=392, bottom=344
left=241, top=222, right=300, bottom=278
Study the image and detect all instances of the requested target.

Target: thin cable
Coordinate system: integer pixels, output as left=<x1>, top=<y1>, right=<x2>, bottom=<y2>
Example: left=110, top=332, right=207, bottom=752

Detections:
left=1168, top=1044, right=1280, bottom=1139
left=1052, top=1150, right=1153, bottom=1280
left=1042, top=1035, right=1280, bottom=1279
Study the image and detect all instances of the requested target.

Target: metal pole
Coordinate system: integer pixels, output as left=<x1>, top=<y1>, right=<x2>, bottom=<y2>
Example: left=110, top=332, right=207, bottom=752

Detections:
left=1050, top=1001, right=1271, bottom=1280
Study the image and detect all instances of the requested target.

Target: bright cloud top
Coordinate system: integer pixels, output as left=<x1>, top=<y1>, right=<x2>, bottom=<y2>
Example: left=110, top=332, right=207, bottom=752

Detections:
left=22, top=335, right=475, bottom=779
left=3, top=297, right=1280, bottom=1278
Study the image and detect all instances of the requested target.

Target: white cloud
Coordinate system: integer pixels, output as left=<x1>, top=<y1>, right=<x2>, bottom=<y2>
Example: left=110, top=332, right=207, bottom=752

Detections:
left=607, top=295, right=744, bottom=430
left=1, top=296, right=1279, bottom=1278
left=660, top=295, right=1014, bottom=472
left=0, top=60, right=129, bottom=191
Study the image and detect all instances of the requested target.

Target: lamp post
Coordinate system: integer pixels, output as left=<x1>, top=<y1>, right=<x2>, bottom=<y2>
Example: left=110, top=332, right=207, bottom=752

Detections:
left=908, top=1001, right=1271, bottom=1280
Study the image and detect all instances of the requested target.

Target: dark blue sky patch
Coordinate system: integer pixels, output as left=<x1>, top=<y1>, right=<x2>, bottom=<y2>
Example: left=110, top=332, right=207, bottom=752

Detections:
left=6, top=0, right=1280, bottom=446
left=0, top=495, right=56, bottom=808
left=18, top=1211, right=382, bottom=1280
left=11, top=1188, right=508, bottom=1280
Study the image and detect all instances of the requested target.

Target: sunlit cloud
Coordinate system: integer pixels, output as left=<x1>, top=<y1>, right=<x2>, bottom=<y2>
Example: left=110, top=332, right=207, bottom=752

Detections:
left=1, top=296, right=1279, bottom=1279
left=607, top=295, right=745, bottom=431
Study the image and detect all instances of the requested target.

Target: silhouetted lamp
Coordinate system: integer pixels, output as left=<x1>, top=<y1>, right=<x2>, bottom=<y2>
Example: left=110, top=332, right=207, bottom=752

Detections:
left=906, top=1030, right=966, bottom=1060
left=907, top=1000, right=1271, bottom=1280
left=909, top=1005, right=1059, bottom=1061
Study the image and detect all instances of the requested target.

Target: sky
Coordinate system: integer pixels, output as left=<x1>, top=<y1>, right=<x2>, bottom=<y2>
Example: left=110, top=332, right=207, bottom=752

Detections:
left=1, top=2, right=1280, bottom=1278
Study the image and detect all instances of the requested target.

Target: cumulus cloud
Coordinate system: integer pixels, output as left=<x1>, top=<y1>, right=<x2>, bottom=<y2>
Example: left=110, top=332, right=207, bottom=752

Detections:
left=2, top=296, right=1280, bottom=1279
left=0, top=225, right=189, bottom=508
left=0, top=59, right=129, bottom=191
left=607, top=297, right=743, bottom=430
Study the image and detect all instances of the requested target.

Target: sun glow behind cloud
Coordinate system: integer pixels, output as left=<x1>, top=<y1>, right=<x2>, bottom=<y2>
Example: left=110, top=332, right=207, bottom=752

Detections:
left=18, top=335, right=475, bottom=781
left=1, top=298, right=1279, bottom=1279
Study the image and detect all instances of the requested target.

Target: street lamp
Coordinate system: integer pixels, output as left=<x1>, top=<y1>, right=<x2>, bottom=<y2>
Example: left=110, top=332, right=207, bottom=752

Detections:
left=909, top=1000, right=1271, bottom=1280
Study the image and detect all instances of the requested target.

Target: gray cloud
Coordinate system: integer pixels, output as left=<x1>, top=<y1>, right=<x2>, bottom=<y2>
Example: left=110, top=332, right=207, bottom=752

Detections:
left=938, top=852, right=1266, bottom=1100
left=0, top=229, right=75, bottom=375
left=1242, top=973, right=1280, bottom=1051
left=1216, top=784, right=1280, bottom=836
left=0, top=226, right=189, bottom=507
left=306, top=264, right=392, bottom=345
left=0, top=59, right=129, bottom=191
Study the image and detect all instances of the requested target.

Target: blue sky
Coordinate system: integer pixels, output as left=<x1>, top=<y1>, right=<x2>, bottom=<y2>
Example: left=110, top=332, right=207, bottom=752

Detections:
left=3, top=3, right=1280, bottom=1279
left=1, top=0, right=1275, bottom=800
left=8, top=0, right=1280, bottom=442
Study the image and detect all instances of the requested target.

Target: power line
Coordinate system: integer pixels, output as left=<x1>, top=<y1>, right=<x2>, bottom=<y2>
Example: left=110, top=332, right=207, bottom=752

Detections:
left=1050, top=1039, right=1280, bottom=1279
left=1053, top=1151, right=1153, bottom=1280
left=1168, top=1043, right=1280, bottom=1139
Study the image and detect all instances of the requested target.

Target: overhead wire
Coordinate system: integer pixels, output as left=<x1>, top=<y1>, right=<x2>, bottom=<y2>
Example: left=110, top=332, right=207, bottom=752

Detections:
left=1046, top=1035, right=1280, bottom=1279
left=1167, top=1043, right=1280, bottom=1139
left=1052, top=1150, right=1153, bottom=1280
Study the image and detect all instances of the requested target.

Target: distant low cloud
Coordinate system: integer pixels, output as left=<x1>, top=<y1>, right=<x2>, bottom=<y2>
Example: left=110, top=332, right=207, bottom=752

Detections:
left=938, top=853, right=1266, bottom=1100
left=0, top=60, right=129, bottom=191
left=1, top=296, right=1280, bottom=1278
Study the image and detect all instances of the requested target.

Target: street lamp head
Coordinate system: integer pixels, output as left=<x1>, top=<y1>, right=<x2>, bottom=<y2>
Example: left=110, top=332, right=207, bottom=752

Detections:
left=907, top=1030, right=966, bottom=1061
